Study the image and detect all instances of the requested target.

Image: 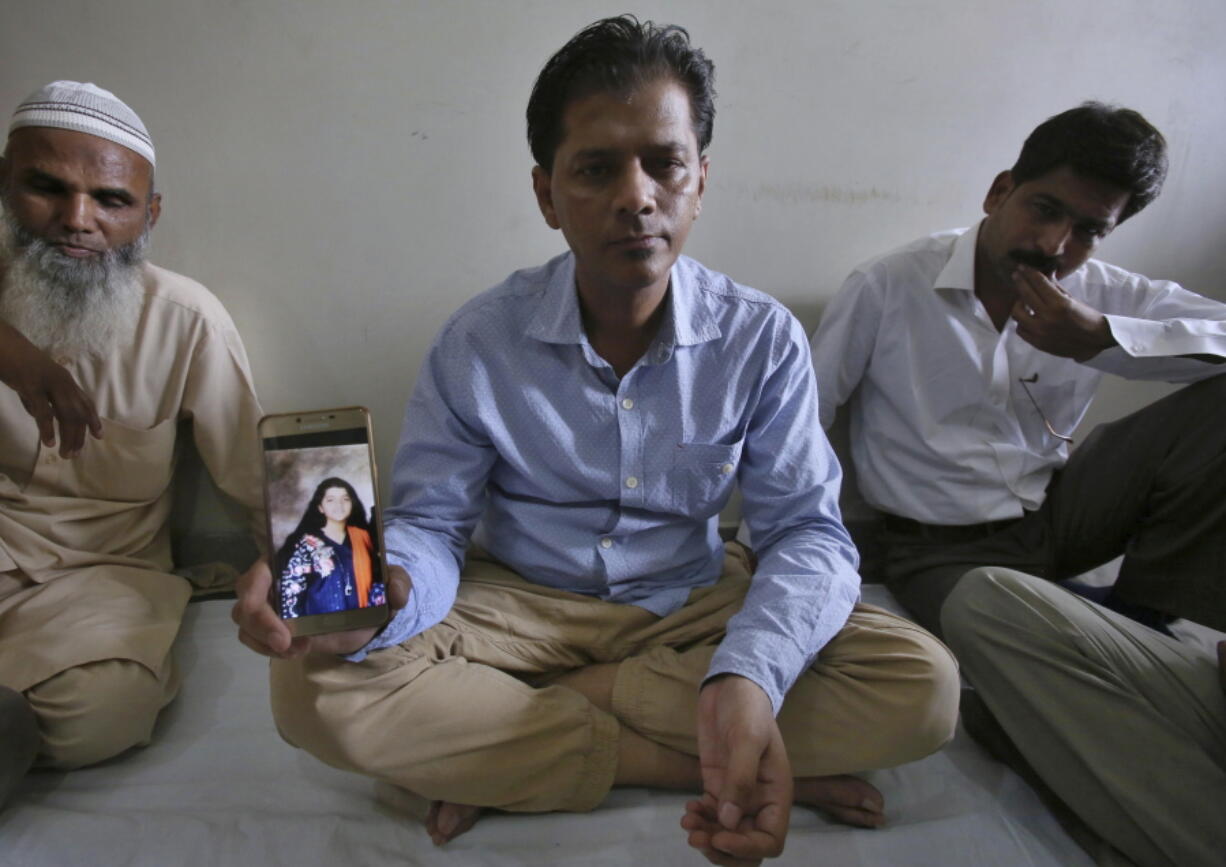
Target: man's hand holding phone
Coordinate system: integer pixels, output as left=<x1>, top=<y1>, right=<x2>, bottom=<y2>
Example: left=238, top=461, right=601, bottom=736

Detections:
left=233, top=558, right=412, bottom=658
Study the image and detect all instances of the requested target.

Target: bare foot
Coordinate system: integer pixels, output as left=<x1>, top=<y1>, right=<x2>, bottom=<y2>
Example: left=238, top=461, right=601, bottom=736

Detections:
left=795, top=774, right=885, bottom=828
left=425, top=800, right=483, bottom=845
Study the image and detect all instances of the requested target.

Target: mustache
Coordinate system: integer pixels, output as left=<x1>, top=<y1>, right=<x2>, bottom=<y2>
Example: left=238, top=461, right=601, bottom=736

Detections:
left=6, top=215, right=149, bottom=270
left=0, top=206, right=147, bottom=358
left=1008, top=249, right=1059, bottom=275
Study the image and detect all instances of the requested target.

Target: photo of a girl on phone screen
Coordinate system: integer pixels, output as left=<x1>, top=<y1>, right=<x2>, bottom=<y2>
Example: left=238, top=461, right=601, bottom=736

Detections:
left=274, top=477, right=387, bottom=618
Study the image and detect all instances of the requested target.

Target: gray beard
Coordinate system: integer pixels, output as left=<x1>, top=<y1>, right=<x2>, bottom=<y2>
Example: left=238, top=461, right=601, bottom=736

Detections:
left=0, top=209, right=149, bottom=359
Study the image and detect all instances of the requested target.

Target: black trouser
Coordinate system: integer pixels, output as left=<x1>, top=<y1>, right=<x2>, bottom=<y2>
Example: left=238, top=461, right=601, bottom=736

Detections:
left=881, top=374, right=1226, bottom=637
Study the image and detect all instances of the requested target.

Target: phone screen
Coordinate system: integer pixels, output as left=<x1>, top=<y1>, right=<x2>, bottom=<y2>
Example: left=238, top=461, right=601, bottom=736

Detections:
left=262, top=422, right=388, bottom=630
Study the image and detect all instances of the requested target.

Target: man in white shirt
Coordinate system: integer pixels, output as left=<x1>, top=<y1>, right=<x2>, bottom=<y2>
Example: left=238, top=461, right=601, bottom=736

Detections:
left=813, top=102, right=1226, bottom=634
left=812, top=103, right=1226, bottom=867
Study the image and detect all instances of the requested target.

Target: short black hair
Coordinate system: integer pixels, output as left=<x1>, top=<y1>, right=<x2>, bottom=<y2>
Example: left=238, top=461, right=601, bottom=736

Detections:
left=526, top=15, right=716, bottom=172
left=1010, top=102, right=1168, bottom=222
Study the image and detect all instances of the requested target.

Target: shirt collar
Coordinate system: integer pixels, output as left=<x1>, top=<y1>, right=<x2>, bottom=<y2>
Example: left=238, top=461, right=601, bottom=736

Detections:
left=932, top=222, right=982, bottom=293
left=526, top=253, right=585, bottom=344
left=526, top=253, right=721, bottom=351
left=667, top=256, right=722, bottom=348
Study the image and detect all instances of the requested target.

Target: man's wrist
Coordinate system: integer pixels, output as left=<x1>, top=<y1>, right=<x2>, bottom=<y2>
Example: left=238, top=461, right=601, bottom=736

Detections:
left=702, top=672, right=772, bottom=709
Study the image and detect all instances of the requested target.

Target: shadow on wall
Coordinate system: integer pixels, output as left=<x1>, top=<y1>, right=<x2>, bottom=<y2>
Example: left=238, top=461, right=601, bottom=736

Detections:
left=170, top=421, right=257, bottom=575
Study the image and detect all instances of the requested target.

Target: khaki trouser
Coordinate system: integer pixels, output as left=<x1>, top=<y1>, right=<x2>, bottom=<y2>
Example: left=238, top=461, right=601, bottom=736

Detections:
left=0, top=570, right=184, bottom=769
left=943, top=567, right=1226, bottom=867
left=271, top=546, right=959, bottom=813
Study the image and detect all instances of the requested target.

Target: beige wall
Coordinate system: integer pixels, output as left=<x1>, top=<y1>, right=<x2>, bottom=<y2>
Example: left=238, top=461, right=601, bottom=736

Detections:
left=4, top=1, right=1225, bottom=511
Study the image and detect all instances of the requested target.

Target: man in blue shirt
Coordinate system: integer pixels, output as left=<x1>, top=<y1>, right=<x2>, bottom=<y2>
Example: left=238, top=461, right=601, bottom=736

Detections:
left=236, top=16, right=957, bottom=864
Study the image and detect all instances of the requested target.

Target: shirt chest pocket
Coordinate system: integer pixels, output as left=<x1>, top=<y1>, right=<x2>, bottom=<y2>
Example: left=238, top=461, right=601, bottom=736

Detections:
left=52, top=417, right=178, bottom=502
left=663, top=441, right=742, bottom=518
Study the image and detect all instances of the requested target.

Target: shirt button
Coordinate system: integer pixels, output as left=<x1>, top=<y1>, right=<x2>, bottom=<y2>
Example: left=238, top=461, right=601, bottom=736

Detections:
left=621, top=398, right=635, bottom=410
left=625, top=476, right=639, bottom=489
left=721, top=463, right=734, bottom=475
left=1132, top=344, right=1144, bottom=353
left=600, top=537, right=613, bottom=549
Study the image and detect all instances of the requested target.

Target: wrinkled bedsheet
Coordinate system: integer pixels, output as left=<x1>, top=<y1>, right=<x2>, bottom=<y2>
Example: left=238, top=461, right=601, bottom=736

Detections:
left=0, top=588, right=1094, bottom=866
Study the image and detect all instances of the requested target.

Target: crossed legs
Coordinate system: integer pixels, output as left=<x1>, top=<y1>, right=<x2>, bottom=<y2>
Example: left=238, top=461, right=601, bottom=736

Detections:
left=0, top=567, right=187, bottom=807
left=270, top=551, right=958, bottom=843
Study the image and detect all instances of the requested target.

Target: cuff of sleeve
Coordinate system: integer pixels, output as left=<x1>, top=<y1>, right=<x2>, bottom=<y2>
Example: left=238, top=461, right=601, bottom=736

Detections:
left=1104, top=315, right=1163, bottom=357
left=342, top=595, right=419, bottom=662
left=706, top=627, right=807, bottom=716
left=1107, top=313, right=1226, bottom=361
left=343, top=548, right=423, bottom=662
left=344, top=530, right=460, bottom=662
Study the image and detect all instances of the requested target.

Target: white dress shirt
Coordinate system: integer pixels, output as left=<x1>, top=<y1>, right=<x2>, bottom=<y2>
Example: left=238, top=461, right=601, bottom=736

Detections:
left=811, top=224, right=1226, bottom=525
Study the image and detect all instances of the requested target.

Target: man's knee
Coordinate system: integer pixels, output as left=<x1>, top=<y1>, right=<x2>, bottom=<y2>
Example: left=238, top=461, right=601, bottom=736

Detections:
left=874, top=625, right=961, bottom=762
left=269, top=655, right=417, bottom=773
left=1101, top=374, right=1226, bottom=447
left=1172, top=372, right=1226, bottom=413
left=941, top=566, right=1039, bottom=657
left=27, top=657, right=177, bottom=769
left=269, top=657, right=330, bottom=753
left=786, top=616, right=961, bottom=770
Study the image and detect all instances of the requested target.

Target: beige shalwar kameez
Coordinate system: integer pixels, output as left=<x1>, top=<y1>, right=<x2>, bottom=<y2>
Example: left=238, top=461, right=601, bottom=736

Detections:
left=0, top=262, right=263, bottom=766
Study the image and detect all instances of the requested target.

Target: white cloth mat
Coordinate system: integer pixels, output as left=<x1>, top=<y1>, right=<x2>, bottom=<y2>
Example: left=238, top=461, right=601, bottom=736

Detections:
left=1, top=588, right=1093, bottom=866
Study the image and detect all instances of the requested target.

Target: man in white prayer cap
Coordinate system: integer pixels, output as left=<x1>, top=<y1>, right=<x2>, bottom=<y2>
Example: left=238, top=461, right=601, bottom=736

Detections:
left=0, top=81, right=265, bottom=806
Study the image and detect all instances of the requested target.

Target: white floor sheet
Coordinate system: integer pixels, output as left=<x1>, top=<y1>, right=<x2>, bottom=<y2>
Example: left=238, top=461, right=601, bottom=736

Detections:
left=1, top=588, right=1093, bottom=867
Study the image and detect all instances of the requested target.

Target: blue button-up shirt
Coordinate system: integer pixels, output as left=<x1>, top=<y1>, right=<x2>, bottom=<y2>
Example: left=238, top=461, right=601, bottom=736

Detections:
left=364, top=252, right=860, bottom=712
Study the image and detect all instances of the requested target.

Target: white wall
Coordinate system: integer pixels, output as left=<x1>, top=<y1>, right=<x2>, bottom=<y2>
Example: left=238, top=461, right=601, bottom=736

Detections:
left=4, top=0, right=1225, bottom=500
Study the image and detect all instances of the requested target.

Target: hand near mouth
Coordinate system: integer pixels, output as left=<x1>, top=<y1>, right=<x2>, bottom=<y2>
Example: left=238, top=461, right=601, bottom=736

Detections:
left=1008, top=250, right=1059, bottom=277
left=1009, top=265, right=1116, bottom=362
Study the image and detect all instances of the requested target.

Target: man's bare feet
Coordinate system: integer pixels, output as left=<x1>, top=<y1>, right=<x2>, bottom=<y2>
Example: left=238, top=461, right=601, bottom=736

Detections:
left=420, top=776, right=880, bottom=845
left=794, top=774, right=885, bottom=828
left=425, top=800, right=484, bottom=845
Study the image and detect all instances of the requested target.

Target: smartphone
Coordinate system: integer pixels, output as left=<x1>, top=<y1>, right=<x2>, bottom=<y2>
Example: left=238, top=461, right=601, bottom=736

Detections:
left=259, top=407, right=390, bottom=637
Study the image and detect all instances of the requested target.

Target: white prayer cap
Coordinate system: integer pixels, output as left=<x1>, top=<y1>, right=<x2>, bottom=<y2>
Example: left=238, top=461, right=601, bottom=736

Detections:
left=8, top=81, right=155, bottom=167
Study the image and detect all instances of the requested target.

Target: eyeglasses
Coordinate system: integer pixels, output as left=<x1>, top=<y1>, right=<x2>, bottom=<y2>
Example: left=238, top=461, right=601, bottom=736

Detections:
left=1018, top=374, right=1074, bottom=444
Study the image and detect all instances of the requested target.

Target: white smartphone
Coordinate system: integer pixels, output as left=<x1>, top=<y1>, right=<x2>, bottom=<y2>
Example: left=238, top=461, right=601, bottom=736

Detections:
left=258, top=407, right=390, bottom=637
